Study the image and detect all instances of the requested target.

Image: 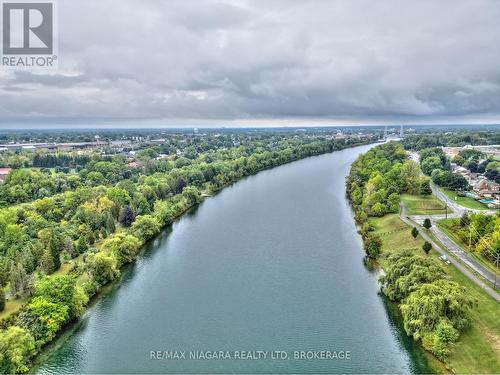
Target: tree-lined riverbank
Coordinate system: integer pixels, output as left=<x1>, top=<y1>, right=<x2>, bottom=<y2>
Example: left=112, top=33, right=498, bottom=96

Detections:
left=347, top=142, right=500, bottom=373
left=1, top=136, right=374, bottom=373
left=35, top=143, right=432, bottom=374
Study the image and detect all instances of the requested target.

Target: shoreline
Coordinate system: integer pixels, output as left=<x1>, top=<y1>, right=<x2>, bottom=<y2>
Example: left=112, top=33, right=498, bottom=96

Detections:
left=24, top=140, right=374, bottom=373
left=347, top=143, right=500, bottom=374
left=357, top=225, right=443, bottom=374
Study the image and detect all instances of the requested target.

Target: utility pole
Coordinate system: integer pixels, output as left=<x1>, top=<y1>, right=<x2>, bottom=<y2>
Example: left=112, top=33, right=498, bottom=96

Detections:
left=494, top=252, right=499, bottom=289
left=445, top=201, right=448, bottom=219
left=469, top=225, right=472, bottom=250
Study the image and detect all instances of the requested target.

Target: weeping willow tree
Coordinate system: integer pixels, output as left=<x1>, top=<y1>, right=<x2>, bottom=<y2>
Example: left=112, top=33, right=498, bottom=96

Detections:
left=380, top=250, right=445, bottom=301
left=380, top=250, right=475, bottom=360
left=401, top=279, right=475, bottom=359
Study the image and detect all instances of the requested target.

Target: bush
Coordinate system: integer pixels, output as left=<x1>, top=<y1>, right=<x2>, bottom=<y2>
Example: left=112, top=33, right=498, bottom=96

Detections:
left=364, top=233, right=382, bottom=259
left=359, top=222, right=374, bottom=237
left=423, top=218, right=432, bottom=230
left=411, top=227, right=419, bottom=239
left=75, top=236, right=89, bottom=255
left=371, top=202, right=386, bottom=217
left=422, top=319, right=460, bottom=360
left=422, top=241, right=432, bottom=254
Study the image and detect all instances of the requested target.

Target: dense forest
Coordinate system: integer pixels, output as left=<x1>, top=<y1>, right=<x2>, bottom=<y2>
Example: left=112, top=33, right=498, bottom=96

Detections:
left=346, top=142, right=426, bottom=257
left=0, top=133, right=371, bottom=373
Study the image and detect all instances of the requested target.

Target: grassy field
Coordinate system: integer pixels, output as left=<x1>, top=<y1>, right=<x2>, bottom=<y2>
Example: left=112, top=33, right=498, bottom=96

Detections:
left=0, top=296, right=25, bottom=321
left=370, top=214, right=426, bottom=254
left=401, top=194, right=451, bottom=215
left=441, top=189, right=489, bottom=210
left=369, top=214, right=500, bottom=374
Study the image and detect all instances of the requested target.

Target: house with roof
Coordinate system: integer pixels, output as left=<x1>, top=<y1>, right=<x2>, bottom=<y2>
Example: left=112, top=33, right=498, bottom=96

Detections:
left=473, top=179, right=500, bottom=198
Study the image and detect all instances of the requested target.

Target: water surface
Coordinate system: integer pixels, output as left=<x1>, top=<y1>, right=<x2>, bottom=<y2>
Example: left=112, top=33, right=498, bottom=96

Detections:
left=38, top=144, right=431, bottom=374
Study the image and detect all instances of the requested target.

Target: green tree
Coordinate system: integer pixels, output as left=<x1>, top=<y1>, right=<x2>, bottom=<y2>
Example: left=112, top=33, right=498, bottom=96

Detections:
left=0, top=287, right=5, bottom=312
left=422, top=241, right=432, bottom=254
left=38, top=250, right=56, bottom=274
left=364, top=233, right=382, bottom=259
left=85, top=252, right=120, bottom=286
left=422, top=319, right=460, bottom=360
left=182, top=186, right=202, bottom=205
left=9, top=263, right=28, bottom=296
left=419, top=177, right=432, bottom=195
left=423, top=218, right=432, bottom=230
left=371, top=202, right=386, bottom=217
left=421, top=156, right=443, bottom=175
left=401, top=279, right=474, bottom=340
left=401, top=160, right=421, bottom=194
left=153, top=200, right=176, bottom=226
left=411, top=227, right=419, bottom=239
left=38, top=228, right=63, bottom=271
left=386, top=193, right=401, bottom=213
left=102, top=234, right=141, bottom=267
left=106, top=187, right=131, bottom=214
left=75, top=236, right=89, bottom=255
left=131, top=215, right=161, bottom=242
left=118, top=206, right=135, bottom=227
left=22, top=296, right=69, bottom=344
left=380, top=251, right=444, bottom=301
left=34, top=275, right=88, bottom=320
left=0, top=326, right=36, bottom=374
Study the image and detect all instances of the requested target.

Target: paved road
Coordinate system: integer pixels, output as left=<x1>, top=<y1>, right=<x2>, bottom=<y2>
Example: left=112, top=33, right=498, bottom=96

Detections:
left=431, top=182, right=497, bottom=216
left=411, top=214, right=498, bottom=285
left=400, top=203, right=500, bottom=302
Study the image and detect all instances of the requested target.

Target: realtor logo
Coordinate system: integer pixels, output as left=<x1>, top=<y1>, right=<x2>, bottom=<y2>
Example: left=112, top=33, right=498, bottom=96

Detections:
left=1, top=1, right=57, bottom=68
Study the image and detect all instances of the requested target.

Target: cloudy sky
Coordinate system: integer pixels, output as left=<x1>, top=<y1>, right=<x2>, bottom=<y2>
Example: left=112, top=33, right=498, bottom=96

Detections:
left=1, top=0, right=500, bottom=127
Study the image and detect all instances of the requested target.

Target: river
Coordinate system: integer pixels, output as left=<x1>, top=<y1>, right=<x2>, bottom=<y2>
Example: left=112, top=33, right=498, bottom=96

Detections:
left=37, top=144, right=431, bottom=374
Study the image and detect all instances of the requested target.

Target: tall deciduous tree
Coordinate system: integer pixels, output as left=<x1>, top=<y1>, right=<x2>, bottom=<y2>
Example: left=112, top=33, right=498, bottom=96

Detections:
left=0, top=326, right=35, bottom=374
left=401, top=279, right=474, bottom=339
left=118, top=206, right=135, bottom=227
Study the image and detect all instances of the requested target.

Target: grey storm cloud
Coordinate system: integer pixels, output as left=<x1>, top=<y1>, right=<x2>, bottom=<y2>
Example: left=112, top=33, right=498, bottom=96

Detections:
left=1, top=0, right=500, bottom=124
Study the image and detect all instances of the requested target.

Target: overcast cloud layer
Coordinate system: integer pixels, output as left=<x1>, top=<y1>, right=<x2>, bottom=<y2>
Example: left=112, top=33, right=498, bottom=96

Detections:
left=1, top=0, right=500, bottom=125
